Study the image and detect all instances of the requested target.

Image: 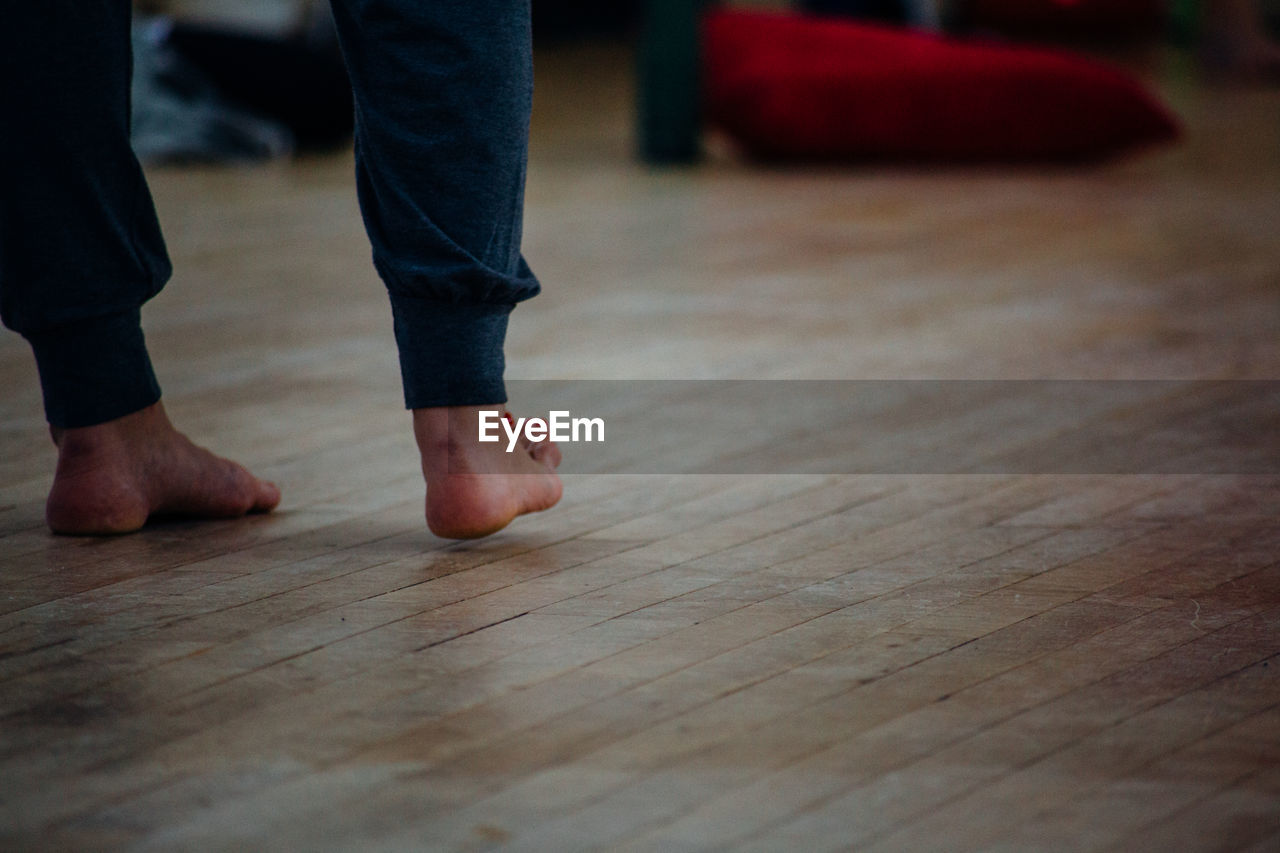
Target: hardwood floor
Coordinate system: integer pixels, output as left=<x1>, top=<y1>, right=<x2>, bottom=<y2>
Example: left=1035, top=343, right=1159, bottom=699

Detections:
left=1, top=44, right=1277, bottom=851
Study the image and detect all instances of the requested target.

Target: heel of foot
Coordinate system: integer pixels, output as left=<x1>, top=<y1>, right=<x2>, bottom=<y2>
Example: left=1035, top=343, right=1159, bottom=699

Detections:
left=46, top=489, right=149, bottom=536
left=425, top=475, right=520, bottom=539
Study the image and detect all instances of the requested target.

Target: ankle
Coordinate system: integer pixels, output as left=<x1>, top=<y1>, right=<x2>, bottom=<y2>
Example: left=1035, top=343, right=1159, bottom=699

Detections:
left=52, top=403, right=167, bottom=449
left=413, top=405, right=496, bottom=452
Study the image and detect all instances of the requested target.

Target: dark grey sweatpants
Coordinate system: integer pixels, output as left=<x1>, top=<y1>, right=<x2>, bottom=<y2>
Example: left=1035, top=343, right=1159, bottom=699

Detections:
left=0, top=0, right=540, bottom=427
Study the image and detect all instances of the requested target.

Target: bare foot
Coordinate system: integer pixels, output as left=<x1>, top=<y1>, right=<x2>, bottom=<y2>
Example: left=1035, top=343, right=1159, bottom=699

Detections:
left=414, top=406, right=563, bottom=539
left=45, top=403, right=281, bottom=535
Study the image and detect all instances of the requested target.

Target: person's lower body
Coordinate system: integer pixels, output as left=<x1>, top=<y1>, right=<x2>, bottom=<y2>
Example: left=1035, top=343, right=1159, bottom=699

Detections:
left=0, top=0, right=560, bottom=537
left=331, top=0, right=562, bottom=537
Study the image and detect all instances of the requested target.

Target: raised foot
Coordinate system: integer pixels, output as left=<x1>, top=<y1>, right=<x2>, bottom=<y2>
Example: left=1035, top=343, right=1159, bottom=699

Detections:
left=415, top=406, right=563, bottom=540
left=45, top=403, right=281, bottom=536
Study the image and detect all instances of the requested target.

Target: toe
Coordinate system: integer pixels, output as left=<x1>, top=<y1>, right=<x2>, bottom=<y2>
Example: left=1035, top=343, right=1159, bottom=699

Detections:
left=253, top=480, right=283, bottom=513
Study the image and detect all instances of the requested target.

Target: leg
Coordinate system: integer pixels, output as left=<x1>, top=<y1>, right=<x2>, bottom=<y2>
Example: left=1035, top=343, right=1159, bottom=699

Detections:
left=330, top=0, right=561, bottom=538
left=0, top=1, right=278, bottom=534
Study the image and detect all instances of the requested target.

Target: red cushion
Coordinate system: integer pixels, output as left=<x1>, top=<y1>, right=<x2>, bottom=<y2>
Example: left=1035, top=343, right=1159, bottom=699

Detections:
left=703, top=10, right=1180, bottom=162
left=968, top=0, right=1166, bottom=40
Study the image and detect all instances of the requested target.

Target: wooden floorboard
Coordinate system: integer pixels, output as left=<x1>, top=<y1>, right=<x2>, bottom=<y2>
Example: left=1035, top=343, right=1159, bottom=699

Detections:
left=2, top=43, right=1278, bottom=851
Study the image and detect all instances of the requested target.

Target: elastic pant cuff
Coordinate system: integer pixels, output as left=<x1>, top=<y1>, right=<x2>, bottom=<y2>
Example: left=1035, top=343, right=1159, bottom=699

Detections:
left=25, top=307, right=162, bottom=428
left=389, top=296, right=512, bottom=409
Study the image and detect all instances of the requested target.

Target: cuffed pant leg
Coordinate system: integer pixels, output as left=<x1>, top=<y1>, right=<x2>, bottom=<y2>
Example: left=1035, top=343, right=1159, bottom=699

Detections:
left=0, top=0, right=171, bottom=428
left=329, top=0, right=540, bottom=408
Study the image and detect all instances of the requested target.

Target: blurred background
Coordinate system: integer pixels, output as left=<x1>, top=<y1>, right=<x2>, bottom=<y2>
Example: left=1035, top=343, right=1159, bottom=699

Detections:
left=124, top=0, right=1280, bottom=165
left=106, top=0, right=1280, bottom=387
